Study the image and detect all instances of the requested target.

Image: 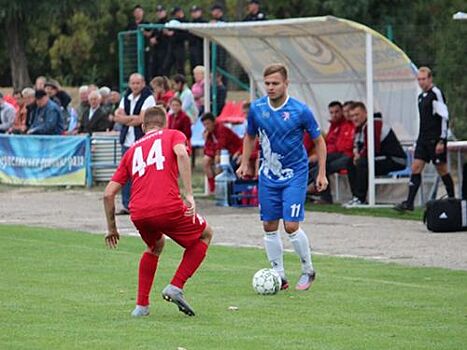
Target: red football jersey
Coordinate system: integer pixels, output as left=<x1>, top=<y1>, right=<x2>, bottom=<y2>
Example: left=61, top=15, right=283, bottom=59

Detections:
left=111, top=128, right=187, bottom=220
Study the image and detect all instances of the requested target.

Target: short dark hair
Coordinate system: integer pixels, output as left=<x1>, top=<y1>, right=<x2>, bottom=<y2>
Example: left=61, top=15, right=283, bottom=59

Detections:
left=144, top=106, right=167, bottom=128
left=35, top=89, right=47, bottom=99
left=170, top=96, right=182, bottom=105
left=263, top=63, right=288, bottom=80
left=173, top=74, right=186, bottom=85
left=349, top=101, right=366, bottom=112
left=133, top=4, right=143, bottom=11
left=328, top=101, right=342, bottom=109
left=201, top=112, right=215, bottom=122
left=343, top=100, right=354, bottom=107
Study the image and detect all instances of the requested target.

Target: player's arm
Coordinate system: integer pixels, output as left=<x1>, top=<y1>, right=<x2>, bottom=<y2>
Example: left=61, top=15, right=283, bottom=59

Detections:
left=313, top=135, right=328, bottom=192
left=174, top=143, right=196, bottom=220
left=103, top=181, right=122, bottom=248
left=236, top=133, right=256, bottom=178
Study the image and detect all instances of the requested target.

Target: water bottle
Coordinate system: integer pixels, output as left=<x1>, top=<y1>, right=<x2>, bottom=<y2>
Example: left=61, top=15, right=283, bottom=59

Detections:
left=215, top=149, right=237, bottom=206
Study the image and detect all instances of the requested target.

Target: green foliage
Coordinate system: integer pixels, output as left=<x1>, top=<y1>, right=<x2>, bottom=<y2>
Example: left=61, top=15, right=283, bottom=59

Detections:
left=1, top=225, right=466, bottom=349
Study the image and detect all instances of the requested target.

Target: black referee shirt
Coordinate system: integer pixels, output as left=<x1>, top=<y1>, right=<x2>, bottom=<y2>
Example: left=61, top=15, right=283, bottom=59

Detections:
left=417, top=86, right=449, bottom=141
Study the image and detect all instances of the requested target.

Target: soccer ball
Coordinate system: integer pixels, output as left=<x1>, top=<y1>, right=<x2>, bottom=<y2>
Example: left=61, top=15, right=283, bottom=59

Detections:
left=252, top=268, right=281, bottom=295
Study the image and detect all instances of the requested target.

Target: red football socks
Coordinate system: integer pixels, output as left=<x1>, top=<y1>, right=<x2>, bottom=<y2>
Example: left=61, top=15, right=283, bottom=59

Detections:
left=208, top=177, right=215, bottom=193
left=171, top=240, right=208, bottom=289
left=136, top=252, right=159, bottom=306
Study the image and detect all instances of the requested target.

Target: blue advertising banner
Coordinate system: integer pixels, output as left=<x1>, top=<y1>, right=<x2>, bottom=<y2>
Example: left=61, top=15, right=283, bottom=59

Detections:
left=0, top=135, right=90, bottom=186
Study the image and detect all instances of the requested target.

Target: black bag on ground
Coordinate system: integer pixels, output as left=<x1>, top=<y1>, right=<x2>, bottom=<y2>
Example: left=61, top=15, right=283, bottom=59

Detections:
left=424, top=198, right=467, bottom=232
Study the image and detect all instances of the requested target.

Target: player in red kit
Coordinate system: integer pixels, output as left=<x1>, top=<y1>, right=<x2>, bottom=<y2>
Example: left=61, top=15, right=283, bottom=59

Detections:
left=103, top=106, right=213, bottom=317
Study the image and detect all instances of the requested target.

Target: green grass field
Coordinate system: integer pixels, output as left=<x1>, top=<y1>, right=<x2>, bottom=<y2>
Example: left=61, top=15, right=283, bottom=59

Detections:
left=1, top=225, right=466, bottom=350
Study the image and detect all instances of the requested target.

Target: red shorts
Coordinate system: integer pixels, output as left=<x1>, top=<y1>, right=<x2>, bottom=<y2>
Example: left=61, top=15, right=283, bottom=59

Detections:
left=132, top=207, right=207, bottom=249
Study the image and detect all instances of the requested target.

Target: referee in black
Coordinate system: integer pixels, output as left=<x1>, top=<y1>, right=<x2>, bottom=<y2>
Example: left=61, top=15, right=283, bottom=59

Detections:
left=394, top=66, right=455, bottom=211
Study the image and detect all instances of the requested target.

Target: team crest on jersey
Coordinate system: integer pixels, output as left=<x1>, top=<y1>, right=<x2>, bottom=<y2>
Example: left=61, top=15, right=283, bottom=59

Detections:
left=281, top=111, right=290, bottom=121
left=262, top=111, right=270, bottom=118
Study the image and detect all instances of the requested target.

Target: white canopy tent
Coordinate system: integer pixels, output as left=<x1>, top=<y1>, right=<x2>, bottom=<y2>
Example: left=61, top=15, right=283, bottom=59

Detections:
left=168, top=16, right=419, bottom=205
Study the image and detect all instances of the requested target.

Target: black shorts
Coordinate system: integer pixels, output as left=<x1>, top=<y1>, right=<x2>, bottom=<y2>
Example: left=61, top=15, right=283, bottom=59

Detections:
left=414, top=139, right=447, bottom=164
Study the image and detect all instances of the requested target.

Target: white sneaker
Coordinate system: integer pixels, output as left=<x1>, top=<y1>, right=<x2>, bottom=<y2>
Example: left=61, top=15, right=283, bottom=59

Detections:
left=131, top=305, right=150, bottom=317
left=343, top=197, right=359, bottom=207
left=344, top=198, right=366, bottom=208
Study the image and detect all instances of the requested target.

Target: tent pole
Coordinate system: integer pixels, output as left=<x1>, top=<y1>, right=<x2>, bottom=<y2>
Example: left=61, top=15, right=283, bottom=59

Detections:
left=249, top=74, right=256, bottom=101
left=203, top=37, right=211, bottom=113
left=366, top=32, right=376, bottom=206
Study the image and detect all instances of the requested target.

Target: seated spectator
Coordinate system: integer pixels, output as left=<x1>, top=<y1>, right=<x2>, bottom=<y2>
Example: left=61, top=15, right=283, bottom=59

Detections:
left=167, top=97, right=192, bottom=141
left=64, top=106, right=79, bottom=135
left=8, top=88, right=36, bottom=134
left=308, top=101, right=355, bottom=203
left=191, top=65, right=205, bottom=116
left=44, top=79, right=71, bottom=109
left=99, top=86, right=112, bottom=107
left=150, top=76, right=174, bottom=109
left=108, top=90, right=122, bottom=131
left=0, top=92, right=17, bottom=133
left=173, top=74, right=198, bottom=121
left=345, top=102, right=407, bottom=206
left=78, top=91, right=113, bottom=134
left=27, top=90, right=64, bottom=135
left=201, top=112, right=243, bottom=193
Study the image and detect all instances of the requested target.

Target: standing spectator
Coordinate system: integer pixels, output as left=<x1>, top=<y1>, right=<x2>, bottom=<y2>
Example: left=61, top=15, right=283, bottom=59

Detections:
left=309, top=101, right=355, bottom=203
left=167, top=97, right=192, bottom=142
left=27, top=90, right=64, bottom=135
left=243, top=0, right=267, bottom=21
left=114, top=73, right=156, bottom=215
left=79, top=91, right=113, bottom=134
left=191, top=66, right=205, bottom=116
left=210, top=4, right=228, bottom=80
left=189, top=5, right=206, bottom=72
left=77, top=85, right=89, bottom=124
left=163, top=7, right=188, bottom=76
left=201, top=112, right=243, bottom=193
left=127, top=5, right=152, bottom=80
left=0, top=92, right=17, bottom=133
left=394, top=67, right=455, bottom=211
left=35, top=76, right=46, bottom=91
left=103, top=106, right=213, bottom=318
left=345, top=102, right=406, bottom=206
left=173, top=74, right=198, bottom=122
left=150, top=76, right=175, bottom=109
left=212, top=73, right=227, bottom=114
left=149, top=5, right=170, bottom=77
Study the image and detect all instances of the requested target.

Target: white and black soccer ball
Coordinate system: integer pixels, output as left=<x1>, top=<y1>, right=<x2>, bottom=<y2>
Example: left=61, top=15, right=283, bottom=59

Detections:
left=252, top=268, right=281, bottom=295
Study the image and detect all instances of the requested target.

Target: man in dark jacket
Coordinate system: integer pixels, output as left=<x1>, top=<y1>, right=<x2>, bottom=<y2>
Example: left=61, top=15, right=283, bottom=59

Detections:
left=27, top=90, right=64, bottom=135
left=345, top=102, right=407, bottom=206
left=189, top=5, right=206, bottom=72
left=79, top=91, right=112, bottom=134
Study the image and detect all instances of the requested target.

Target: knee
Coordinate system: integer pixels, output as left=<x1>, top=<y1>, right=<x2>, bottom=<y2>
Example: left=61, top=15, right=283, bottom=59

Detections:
left=436, top=164, right=448, bottom=176
left=146, top=236, right=165, bottom=256
left=263, top=221, right=279, bottom=232
left=200, top=225, right=213, bottom=245
left=284, top=222, right=299, bottom=234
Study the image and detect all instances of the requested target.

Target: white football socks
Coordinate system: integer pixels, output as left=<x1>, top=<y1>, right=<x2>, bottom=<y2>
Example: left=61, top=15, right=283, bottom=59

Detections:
left=287, top=228, right=314, bottom=274
left=263, top=231, right=285, bottom=279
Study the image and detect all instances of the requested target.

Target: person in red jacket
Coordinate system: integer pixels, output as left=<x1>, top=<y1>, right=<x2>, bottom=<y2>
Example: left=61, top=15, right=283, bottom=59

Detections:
left=201, top=112, right=243, bottom=193
left=309, top=101, right=355, bottom=203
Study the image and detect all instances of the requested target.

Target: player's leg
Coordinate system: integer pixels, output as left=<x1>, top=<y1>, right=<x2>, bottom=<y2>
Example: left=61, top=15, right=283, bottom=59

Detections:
left=203, top=155, right=216, bottom=194
left=282, top=178, right=316, bottom=291
left=433, top=145, right=455, bottom=198
left=259, top=180, right=287, bottom=287
left=130, top=225, right=165, bottom=317
left=163, top=213, right=212, bottom=316
left=394, top=142, right=428, bottom=211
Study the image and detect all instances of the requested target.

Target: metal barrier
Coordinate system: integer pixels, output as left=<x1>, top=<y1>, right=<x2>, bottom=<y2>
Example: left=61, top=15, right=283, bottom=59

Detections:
left=89, top=133, right=121, bottom=183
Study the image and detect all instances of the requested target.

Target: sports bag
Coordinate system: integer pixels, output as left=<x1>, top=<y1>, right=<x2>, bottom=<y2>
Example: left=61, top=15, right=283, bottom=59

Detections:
left=424, top=198, right=467, bottom=232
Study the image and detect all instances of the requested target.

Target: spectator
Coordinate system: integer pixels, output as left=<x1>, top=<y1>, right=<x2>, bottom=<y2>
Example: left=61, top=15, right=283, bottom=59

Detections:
left=35, top=76, right=46, bottom=91
left=191, top=65, right=205, bottom=115
left=345, top=102, right=407, bottom=206
left=210, top=3, right=226, bottom=22
left=189, top=5, right=206, bottom=71
left=167, top=97, right=192, bottom=142
left=108, top=90, right=122, bottom=131
left=201, top=112, right=243, bottom=193
left=77, top=85, right=89, bottom=125
left=0, top=92, right=17, bottom=133
left=8, top=88, right=35, bottom=134
left=243, top=0, right=267, bottom=21
left=173, top=74, right=198, bottom=121
left=212, top=73, right=227, bottom=114
left=210, top=4, right=228, bottom=80
left=79, top=91, right=113, bottom=134
left=44, top=79, right=71, bottom=110
left=113, top=73, right=156, bottom=214
left=99, top=86, right=111, bottom=105
left=308, top=101, right=355, bottom=203
left=27, top=90, right=64, bottom=135
left=149, top=5, right=170, bottom=77
left=150, top=76, right=175, bottom=108
left=163, top=6, right=189, bottom=76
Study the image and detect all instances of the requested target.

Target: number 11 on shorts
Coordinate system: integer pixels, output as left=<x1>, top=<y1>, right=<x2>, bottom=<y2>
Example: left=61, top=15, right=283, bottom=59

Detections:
left=290, top=203, right=301, bottom=218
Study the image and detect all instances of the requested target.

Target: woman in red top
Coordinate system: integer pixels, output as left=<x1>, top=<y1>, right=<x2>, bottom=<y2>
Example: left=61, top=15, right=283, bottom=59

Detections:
left=150, top=76, right=175, bottom=109
left=167, top=97, right=192, bottom=151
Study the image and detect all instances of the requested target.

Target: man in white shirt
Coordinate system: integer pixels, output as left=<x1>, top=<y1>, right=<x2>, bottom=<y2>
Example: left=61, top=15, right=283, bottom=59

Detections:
left=114, top=73, right=156, bottom=214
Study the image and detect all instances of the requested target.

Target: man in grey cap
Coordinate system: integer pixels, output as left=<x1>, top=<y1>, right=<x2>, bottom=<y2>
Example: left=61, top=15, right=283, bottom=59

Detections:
left=0, top=92, right=16, bottom=133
